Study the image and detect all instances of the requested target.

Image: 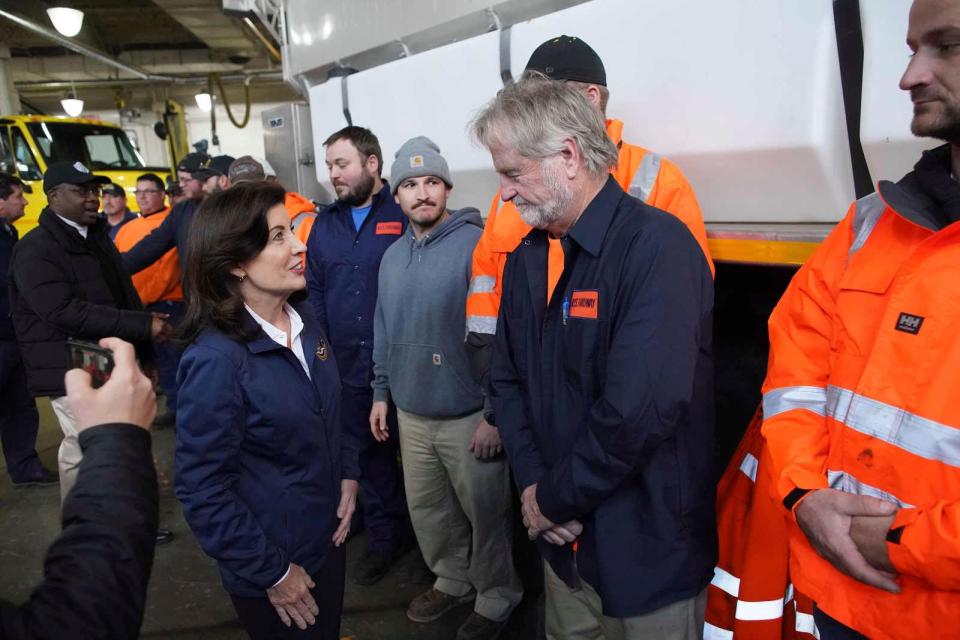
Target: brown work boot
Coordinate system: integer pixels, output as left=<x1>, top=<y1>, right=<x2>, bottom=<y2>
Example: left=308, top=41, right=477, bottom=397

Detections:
left=406, top=587, right=475, bottom=623
left=455, top=612, right=509, bottom=640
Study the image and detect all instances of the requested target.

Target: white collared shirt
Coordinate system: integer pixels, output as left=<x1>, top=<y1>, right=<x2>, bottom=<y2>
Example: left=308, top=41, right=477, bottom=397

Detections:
left=56, top=214, right=88, bottom=239
left=244, top=303, right=310, bottom=379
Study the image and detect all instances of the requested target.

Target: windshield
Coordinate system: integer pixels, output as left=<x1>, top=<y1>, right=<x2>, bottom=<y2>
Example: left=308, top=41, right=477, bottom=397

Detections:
left=26, top=121, right=145, bottom=170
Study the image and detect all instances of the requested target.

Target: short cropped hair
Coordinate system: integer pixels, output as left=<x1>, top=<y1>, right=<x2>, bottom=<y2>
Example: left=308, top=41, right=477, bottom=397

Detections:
left=136, top=173, right=165, bottom=191
left=470, top=75, right=618, bottom=178
left=0, top=173, right=24, bottom=200
left=323, top=126, right=384, bottom=176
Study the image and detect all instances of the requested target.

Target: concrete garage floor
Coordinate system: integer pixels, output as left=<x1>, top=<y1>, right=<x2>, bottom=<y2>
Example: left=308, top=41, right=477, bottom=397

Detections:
left=0, top=399, right=541, bottom=639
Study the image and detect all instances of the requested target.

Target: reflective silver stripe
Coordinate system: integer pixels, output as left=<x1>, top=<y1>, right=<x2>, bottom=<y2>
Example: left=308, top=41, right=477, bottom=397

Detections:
left=735, top=597, right=784, bottom=621
left=710, top=567, right=740, bottom=597
left=739, top=452, right=759, bottom=483
left=826, top=385, right=960, bottom=468
left=762, top=386, right=827, bottom=419
left=290, top=210, right=317, bottom=231
left=627, top=151, right=661, bottom=203
left=468, top=275, right=497, bottom=295
left=703, top=622, right=734, bottom=640
left=849, top=192, right=885, bottom=259
left=466, top=315, right=497, bottom=335
left=827, top=469, right=914, bottom=508
left=795, top=610, right=819, bottom=637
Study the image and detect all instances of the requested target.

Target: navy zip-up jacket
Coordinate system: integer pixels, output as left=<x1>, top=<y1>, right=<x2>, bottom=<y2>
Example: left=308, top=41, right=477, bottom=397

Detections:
left=174, top=302, right=359, bottom=597
left=492, top=176, right=717, bottom=617
left=305, top=183, right=407, bottom=389
left=122, top=198, right=198, bottom=275
left=1, top=222, right=18, bottom=340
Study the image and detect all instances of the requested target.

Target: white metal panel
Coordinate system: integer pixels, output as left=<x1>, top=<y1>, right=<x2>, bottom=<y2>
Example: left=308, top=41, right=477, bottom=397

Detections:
left=308, top=0, right=857, bottom=223
left=860, top=0, right=938, bottom=186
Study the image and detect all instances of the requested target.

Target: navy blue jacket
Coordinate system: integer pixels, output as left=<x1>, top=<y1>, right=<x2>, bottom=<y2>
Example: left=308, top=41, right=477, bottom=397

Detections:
left=174, top=302, right=359, bottom=597
left=492, top=177, right=717, bottom=617
left=122, top=198, right=198, bottom=275
left=305, top=183, right=407, bottom=389
left=0, top=222, right=17, bottom=340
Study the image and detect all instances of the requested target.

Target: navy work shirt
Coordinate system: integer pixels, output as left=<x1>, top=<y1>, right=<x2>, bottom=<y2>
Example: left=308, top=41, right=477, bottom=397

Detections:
left=491, top=176, right=717, bottom=617
left=305, top=183, right=407, bottom=389
left=122, top=198, right=198, bottom=275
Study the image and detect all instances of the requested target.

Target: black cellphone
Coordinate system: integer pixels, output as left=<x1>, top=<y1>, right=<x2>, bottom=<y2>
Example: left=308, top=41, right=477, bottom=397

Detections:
left=66, top=339, right=115, bottom=389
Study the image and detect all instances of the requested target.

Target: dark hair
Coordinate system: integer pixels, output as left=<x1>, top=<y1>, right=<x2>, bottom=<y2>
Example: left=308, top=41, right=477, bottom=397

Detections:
left=323, top=125, right=383, bottom=176
left=0, top=173, right=24, bottom=200
left=178, top=181, right=289, bottom=344
left=136, top=173, right=165, bottom=191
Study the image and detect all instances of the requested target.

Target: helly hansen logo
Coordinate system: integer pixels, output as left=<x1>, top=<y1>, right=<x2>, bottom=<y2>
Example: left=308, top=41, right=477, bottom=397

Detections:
left=895, top=312, right=924, bottom=335
left=569, top=290, right=599, bottom=320
left=376, top=222, right=402, bottom=235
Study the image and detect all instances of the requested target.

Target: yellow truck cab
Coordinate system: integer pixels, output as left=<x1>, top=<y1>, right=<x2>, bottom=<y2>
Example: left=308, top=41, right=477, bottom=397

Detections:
left=0, top=115, right=170, bottom=235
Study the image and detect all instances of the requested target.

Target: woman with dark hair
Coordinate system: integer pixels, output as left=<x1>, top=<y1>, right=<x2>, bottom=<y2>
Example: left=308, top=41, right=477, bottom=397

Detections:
left=174, top=181, right=358, bottom=639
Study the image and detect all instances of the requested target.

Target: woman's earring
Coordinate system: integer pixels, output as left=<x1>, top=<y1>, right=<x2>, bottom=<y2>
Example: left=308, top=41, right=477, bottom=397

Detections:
left=238, top=274, right=246, bottom=282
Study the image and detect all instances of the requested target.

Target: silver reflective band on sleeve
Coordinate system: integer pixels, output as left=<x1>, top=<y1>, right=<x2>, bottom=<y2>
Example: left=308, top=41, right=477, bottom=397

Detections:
left=827, top=469, right=914, bottom=508
left=627, top=151, right=662, bottom=203
left=466, top=315, right=497, bottom=335
left=468, top=275, right=497, bottom=295
left=735, top=597, right=784, bottom=621
left=849, top=192, right=885, bottom=260
left=763, top=386, right=828, bottom=419
left=710, top=567, right=740, bottom=597
left=739, top=452, right=759, bottom=482
left=826, top=385, right=960, bottom=468
left=703, top=622, right=734, bottom=640
left=795, top=609, right=819, bottom=636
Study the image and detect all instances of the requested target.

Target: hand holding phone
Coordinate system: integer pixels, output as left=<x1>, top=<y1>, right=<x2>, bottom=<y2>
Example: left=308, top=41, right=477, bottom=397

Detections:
left=65, top=338, right=157, bottom=431
left=67, top=339, right=115, bottom=389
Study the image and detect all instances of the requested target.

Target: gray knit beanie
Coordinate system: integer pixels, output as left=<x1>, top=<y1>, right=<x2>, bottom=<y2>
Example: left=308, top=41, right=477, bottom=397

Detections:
left=390, top=136, right=452, bottom=194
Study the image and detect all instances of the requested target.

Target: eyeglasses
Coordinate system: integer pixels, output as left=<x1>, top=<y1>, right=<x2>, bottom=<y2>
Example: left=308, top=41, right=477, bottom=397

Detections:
left=61, top=184, right=101, bottom=197
left=133, top=189, right=162, bottom=195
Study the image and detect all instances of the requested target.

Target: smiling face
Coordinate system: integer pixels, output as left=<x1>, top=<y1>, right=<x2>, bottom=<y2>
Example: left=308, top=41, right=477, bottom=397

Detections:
left=325, top=138, right=379, bottom=207
left=394, top=175, right=450, bottom=236
left=234, top=203, right=307, bottom=306
left=48, top=182, right=102, bottom=226
left=135, top=179, right=165, bottom=215
left=178, top=170, right=206, bottom=200
left=901, top=0, right=960, bottom=142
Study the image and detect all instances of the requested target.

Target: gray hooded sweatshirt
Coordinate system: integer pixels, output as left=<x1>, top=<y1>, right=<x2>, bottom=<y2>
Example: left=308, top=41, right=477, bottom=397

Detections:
left=372, top=207, right=484, bottom=418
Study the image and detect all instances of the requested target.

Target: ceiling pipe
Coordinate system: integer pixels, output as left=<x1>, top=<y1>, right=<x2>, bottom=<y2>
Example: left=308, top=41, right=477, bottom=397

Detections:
left=0, top=7, right=178, bottom=83
left=14, top=71, right=283, bottom=91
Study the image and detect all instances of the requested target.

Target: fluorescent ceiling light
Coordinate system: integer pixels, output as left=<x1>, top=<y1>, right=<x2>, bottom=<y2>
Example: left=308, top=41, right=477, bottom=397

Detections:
left=47, top=7, right=84, bottom=37
left=61, top=98, right=84, bottom=117
left=195, top=93, right=212, bottom=112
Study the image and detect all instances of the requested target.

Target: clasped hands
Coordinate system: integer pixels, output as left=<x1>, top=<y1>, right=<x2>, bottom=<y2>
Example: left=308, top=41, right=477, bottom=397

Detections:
left=521, top=484, right=582, bottom=546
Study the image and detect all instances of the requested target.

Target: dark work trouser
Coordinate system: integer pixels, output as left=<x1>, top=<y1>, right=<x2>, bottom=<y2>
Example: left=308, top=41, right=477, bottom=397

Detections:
left=146, top=300, right=185, bottom=411
left=0, top=339, right=43, bottom=481
left=340, top=384, right=407, bottom=553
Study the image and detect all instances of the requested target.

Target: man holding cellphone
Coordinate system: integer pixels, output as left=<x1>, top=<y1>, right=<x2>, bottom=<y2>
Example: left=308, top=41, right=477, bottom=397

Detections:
left=9, top=161, right=168, bottom=506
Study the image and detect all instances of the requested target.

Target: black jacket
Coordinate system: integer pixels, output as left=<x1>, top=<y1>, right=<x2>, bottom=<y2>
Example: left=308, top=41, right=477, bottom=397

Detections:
left=492, top=177, right=716, bottom=617
left=0, top=424, right=158, bottom=640
left=0, top=222, right=17, bottom=341
left=9, top=208, right=152, bottom=397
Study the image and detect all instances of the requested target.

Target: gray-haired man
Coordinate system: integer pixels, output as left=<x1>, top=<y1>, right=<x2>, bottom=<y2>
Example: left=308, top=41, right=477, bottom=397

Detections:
left=369, top=136, right=522, bottom=640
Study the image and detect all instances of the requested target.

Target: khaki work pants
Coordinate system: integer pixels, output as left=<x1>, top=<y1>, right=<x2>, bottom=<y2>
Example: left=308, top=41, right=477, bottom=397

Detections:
left=397, top=408, right=522, bottom=622
left=50, top=395, right=81, bottom=504
left=544, top=561, right=707, bottom=640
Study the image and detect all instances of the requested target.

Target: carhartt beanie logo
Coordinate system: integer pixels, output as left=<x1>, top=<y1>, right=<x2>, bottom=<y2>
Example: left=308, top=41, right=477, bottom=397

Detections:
left=390, top=136, right=452, bottom=194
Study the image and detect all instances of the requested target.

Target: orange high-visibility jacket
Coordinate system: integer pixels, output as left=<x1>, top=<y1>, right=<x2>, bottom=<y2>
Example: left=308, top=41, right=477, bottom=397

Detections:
left=113, top=206, right=182, bottom=305
left=466, top=118, right=713, bottom=335
left=761, top=177, right=960, bottom=639
left=705, top=408, right=817, bottom=640
left=285, top=191, right=318, bottom=245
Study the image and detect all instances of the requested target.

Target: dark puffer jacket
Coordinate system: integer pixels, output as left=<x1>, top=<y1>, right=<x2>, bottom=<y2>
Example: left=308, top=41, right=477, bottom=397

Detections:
left=9, top=208, right=152, bottom=397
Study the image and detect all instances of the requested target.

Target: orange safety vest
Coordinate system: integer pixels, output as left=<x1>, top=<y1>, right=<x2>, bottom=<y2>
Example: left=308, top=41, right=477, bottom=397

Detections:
left=285, top=191, right=318, bottom=245
left=761, top=187, right=960, bottom=639
left=705, top=408, right=817, bottom=640
left=113, top=206, right=182, bottom=305
left=466, top=118, right=713, bottom=334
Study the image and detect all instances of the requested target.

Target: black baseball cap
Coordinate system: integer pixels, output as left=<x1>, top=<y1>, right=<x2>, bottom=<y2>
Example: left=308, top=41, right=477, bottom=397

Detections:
left=43, top=160, right=110, bottom=193
left=525, top=35, right=606, bottom=86
left=176, top=152, right=211, bottom=174
left=102, top=183, right=126, bottom=197
left=193, top=155, right=236, bottom=180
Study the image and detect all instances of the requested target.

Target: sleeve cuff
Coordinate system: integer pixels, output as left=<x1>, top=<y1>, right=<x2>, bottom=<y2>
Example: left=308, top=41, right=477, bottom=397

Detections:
left=372, top=387, right=390, bottom=404
left=536, top=480, right=574, bottom=525
left=886, top=507, right=919, bottom=575
left=270, top=563, right=292, bottom=589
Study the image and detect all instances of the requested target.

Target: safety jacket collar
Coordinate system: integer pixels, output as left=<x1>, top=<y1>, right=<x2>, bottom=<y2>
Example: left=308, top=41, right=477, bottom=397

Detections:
left=878, top=143, right=960, bottom=232
left=605, top=119, right=624, bottom=149
left=565, top=175, right=623, bottom=258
